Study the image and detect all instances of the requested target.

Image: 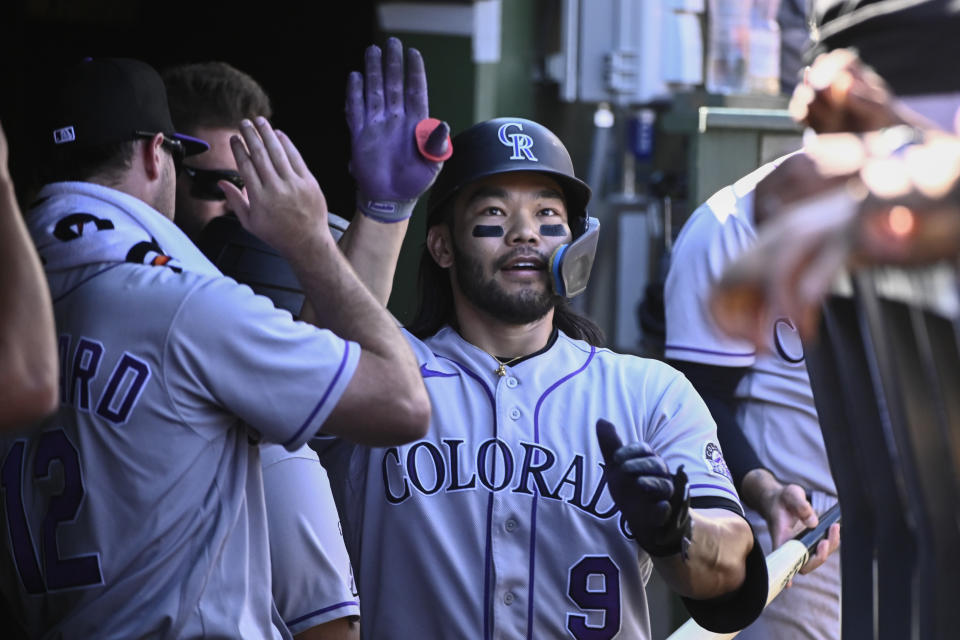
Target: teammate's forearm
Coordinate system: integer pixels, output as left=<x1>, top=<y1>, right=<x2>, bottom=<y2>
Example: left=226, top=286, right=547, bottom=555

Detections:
left=286, top=224, right=403, bottom=357
left=0, top=178, right=58, bottom=429
left=653, top=507, right=753, bottom=599
left=283, top=221, right=429, bottom=443
left=337, top=210, right=408, bottom=306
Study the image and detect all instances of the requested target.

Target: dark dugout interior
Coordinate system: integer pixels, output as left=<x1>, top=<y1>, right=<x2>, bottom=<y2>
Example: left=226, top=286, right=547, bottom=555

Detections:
left=0, top=0, right=377, bottom=219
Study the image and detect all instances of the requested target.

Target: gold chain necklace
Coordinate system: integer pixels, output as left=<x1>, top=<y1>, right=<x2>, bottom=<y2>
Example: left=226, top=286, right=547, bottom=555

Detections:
left=491, top=354, right=524, bottom=377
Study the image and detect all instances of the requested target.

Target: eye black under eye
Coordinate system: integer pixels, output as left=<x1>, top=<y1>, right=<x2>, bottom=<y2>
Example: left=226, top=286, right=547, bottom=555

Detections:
left=540, top=224, right=567, bottom=237
left=473, top=225, right=505, bottom=237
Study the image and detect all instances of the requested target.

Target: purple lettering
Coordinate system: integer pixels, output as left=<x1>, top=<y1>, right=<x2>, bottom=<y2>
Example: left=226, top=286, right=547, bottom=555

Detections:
left=382, top=447, right=410, bottom=504
left=443, top=439, right=477, bottom=491
left=513, top=442, right=559, bottom=497
left=406, top=441, right=446, bottom=495
left=95, top=353, right=150, bottom=424
left=70, top=339, right=104, bottom=411
left=477, top=439, right=514, bottom=491
left=553, top=454, right=586, bottom=506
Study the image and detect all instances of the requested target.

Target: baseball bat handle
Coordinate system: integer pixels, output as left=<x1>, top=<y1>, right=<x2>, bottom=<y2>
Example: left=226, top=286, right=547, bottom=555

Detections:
left=796, top=502, right=841, bottom=554
left=666, top=503, right=842, bottom=640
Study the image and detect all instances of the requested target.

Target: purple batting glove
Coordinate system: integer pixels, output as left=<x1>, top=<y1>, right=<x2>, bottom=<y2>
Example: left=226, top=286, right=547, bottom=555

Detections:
left=347, top=37, right=451, bottom=223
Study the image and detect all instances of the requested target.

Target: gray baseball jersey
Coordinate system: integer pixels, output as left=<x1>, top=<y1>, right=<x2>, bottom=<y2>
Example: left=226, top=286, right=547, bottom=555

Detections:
left=1, top=184, right=360, bottom=638
left=316, top=326, right=742, bottom=639
left=203, top=211, right=361, bottom=636
left=261, top=443, right=359, bottom=635
left=664, top=159, right=840, bottom=639
left=664, top=158, right=836, bottom=497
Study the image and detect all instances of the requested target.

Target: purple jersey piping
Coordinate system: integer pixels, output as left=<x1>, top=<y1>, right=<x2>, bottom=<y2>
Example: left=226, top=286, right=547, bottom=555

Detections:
left=663, top=344, right=756, bottom=358
left=526, top=344, right=596, bottom=639
left=689, top=482, right=740, bottom=500
left=420, top=362, right=458, bottom=378
left=287, top=600, right=360, bottom=626
left=283, top=342, right=351, bottom=447
left=436, top=354, right=496, bottom=640
left=52, top=263, right=123, bottom=303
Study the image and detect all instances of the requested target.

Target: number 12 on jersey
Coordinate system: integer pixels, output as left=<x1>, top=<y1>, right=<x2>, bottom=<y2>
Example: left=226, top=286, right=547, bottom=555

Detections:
left=1, top=430, right=102, bottom=593
left=567, top=555, right=621, bottom=639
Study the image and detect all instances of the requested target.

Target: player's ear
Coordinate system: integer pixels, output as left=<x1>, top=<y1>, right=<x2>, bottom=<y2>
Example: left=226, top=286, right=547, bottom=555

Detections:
left=140, top=133, right=166, bottom=181
left=427, top=224, right=454, bottom=268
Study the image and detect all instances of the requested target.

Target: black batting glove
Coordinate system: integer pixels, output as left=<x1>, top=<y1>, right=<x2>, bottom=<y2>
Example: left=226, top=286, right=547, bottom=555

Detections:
left=596, top=418, right=693, bottom=558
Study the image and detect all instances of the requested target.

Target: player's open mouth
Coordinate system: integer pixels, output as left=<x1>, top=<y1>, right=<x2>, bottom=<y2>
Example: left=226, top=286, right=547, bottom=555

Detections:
left=500, top=256, right=546, bottom=272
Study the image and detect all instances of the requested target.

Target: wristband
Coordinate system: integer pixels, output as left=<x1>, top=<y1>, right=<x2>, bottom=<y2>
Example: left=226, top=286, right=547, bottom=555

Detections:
left=356, top=194, right=417, bottom=223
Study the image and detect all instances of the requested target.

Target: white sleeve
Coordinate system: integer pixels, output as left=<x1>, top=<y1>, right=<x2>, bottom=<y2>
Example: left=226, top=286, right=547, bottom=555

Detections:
left=164, top=277, right=360, bottom=450
left=261, top=443, right=359, bottom=634
left=663, top=190, right=759, bottom=368
left=642, top=361, right=741, bottom=505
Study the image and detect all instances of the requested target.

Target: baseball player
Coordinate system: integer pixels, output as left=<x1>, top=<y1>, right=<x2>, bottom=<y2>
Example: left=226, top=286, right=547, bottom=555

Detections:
left=312, top=39, right=768, bottom=639
left=664, top=154, right=842, bottom=640
left=665, top=14, right=960, bottom=637
left=0, top=118, right=58, bottom=430
left=0, top=57, right=428, bottom=639
left=163, top=61, right=360, bottom=639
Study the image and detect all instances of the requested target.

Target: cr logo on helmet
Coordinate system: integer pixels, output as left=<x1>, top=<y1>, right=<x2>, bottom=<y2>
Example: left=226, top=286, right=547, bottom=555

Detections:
left=497, top=122, right=538, bottom=161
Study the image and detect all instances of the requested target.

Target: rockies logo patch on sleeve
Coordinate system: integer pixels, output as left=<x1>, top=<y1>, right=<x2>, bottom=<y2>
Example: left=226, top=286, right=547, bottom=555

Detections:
left=702, top=442, right=732, bottom=480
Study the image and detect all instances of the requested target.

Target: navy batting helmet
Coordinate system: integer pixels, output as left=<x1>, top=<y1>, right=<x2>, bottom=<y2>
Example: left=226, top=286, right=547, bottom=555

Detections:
left=425, top=117, right=592, bottom=236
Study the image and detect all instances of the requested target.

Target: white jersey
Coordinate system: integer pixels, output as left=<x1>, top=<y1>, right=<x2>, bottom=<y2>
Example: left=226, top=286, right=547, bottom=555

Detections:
left=0, top=261, right=359, bottom=639
left=316, top=327, right=743, bottom=640
left=664, top=158, right=836, bottom=497
left=261, top=443, right=359, bottom=635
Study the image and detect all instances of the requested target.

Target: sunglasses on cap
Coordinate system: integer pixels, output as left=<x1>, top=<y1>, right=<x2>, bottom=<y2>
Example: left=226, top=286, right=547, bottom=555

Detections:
left=181, top=166, right=245, bottom=201
left=136, top=130, right=185, bottom=174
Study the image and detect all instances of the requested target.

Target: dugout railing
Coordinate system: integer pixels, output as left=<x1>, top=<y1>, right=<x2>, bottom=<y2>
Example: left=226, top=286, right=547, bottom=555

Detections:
left=804, top=265, right=960, bottom=640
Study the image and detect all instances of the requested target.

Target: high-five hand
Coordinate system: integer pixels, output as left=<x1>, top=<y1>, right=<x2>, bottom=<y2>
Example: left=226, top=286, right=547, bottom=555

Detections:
left=222, top=116, right=332, bottom=256
left=347, top=36, right=451, bottom=223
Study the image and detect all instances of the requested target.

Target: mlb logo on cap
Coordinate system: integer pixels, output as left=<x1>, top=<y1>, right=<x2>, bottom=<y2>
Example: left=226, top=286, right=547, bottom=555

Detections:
left=53, top=126, right=76, bottom=144
left=38, top=57, right=207, bottom=157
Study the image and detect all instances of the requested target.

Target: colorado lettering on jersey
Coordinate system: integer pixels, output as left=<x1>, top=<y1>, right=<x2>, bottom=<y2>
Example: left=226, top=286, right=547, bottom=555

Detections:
left=58, top=333, right=151, bottom=424
left=381, top=438, right=636, bottom=538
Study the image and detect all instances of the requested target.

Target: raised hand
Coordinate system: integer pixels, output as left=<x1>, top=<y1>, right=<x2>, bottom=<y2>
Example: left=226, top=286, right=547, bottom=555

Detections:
left=347, top=36, right=451, bottom=223
left=0, top=120, right=9, bottom=182
left=221, top=116, right=332, bottom=256
left=789, top=48, right=909, bottom=134
left=596, top=418, right=692, bottom=557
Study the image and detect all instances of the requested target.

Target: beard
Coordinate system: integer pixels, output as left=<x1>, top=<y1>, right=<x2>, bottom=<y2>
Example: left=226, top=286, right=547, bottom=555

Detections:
left=452, top=241, right=559, bottom=325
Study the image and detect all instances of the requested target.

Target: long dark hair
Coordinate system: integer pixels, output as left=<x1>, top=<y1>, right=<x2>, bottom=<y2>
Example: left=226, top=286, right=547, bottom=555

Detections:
left=407, top=224, right=606, bottom=347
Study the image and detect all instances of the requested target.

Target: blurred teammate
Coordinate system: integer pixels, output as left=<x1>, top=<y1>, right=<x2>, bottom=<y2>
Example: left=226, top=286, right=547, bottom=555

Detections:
left=665, top=154, right=842, bottom=640
left=163, top=61, right=360, bottom=639
left=0, top=56, right=427, bottom=639
left=0, top=119, right=57, bottom=430
left=711, top=0, right=960, bottom=346
left=668, top=4, right=960, bottom=637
